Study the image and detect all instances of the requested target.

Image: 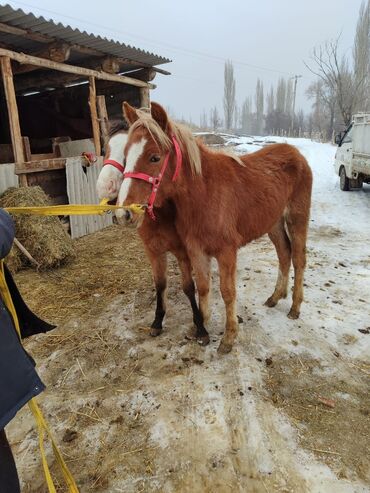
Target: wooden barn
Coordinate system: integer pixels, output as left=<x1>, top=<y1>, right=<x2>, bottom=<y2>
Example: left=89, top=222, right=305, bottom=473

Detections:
left=0, top=4, right=170, bottom=235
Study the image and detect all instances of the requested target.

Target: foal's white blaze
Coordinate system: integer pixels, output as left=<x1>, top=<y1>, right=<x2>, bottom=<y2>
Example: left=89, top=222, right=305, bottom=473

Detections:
left=116, top=138, right=147, bottom=218
left=96, top=133, right=128, bottom=200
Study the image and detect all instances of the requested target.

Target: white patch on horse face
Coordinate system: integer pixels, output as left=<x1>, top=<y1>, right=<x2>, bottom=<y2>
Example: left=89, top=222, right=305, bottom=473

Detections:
left=109, top=133, right=128, bottom=165
left=116, top=137, right=147, bottom=218
left=96, top=133, right=128, bottom=200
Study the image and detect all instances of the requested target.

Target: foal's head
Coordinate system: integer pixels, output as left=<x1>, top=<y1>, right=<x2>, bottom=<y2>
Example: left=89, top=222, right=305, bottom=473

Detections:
left=96, top=121, right=128, bottom=201
left=116, top=102, right=201, bottom=226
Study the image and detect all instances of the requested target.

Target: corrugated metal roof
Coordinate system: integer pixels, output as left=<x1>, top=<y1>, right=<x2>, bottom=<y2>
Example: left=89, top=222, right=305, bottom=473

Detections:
left=0, top=3, right=171, bottom=69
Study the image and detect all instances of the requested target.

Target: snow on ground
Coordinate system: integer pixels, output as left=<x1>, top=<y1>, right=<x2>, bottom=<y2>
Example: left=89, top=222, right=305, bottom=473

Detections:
left=8, top=137, right=370, bottom=493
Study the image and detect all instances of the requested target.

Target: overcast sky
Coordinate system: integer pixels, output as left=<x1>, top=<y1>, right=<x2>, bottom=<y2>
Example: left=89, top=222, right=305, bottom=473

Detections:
left=6, top=0, right=364, bottom=123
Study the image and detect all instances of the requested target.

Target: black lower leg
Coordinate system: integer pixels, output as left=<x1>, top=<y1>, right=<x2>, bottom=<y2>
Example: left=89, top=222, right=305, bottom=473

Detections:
left=0, top=429, right=20, bottom=493
left=184, top=281, right=209, bottom=344
left=150, top=284, right=166, bottom=336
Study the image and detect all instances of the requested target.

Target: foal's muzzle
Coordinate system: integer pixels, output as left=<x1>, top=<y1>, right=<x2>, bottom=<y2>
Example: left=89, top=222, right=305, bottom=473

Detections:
left=116, top=207, right=142, bottom=228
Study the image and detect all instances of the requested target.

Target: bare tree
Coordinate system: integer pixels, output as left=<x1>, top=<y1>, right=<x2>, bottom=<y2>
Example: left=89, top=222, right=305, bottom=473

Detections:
left=234, top=105, right=240, bottom=131
left=306, top=37, right=364, bottom=126
left=285, top=79, right=294, bottom=116
left=306, top=79, right=337, bottom=138
left=353, top=0, right=370, bottom=111
left=241, top=97, right=252, bottom=134
left=200, top=109, right=208, bottom=129
left=275, top=78, right=286, bottom=113
left=210, top=106, right=221, bottom=131
left=223, top=60, right=236, bottom=130
left=254, top=78, right=264, bottom=135
left=266, top=86, right=274, bottom=115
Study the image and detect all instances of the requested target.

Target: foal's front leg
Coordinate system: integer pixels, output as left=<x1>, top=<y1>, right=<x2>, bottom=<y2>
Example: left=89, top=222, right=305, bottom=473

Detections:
left=147, top=252, right=167, bottom=336
left=217, top=249, right=238, bottom=354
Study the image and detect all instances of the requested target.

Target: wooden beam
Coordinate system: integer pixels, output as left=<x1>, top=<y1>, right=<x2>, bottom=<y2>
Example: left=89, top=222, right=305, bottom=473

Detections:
left=101, top=57, right=120, bottom=74
left=125, top=68, right=157, bottom=82
left=97, top=95, right=109, bottom=145
left=15, top=70, right=82, bottom=93
left=0, top=47, right=153, bottom=89
left=89, top=77, right=101, bottom=156
left=13, top=43, right=71, bottom=74
left=15, top=158, right=67, bottom=174
left=0, top=56, right=27, bottom=185
left=0, top=22, right=52, bottom=44
left=140, top=87, right=150, bottom=109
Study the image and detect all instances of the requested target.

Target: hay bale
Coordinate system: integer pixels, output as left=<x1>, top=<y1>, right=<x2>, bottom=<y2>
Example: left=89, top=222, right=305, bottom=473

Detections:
left=0, top=187, right=75, bottom=272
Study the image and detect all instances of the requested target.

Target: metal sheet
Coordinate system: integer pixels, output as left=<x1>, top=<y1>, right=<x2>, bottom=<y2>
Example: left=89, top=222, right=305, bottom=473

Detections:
left=65, top=157, right=112, bottom=239
left=0, top=163, right=19, bottom=195
left=0, top=4, right=171, bottom=68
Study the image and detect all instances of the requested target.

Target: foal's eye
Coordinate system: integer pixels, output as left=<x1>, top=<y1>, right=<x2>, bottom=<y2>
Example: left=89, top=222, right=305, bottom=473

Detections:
left=150, top=155, right=160, bottom=163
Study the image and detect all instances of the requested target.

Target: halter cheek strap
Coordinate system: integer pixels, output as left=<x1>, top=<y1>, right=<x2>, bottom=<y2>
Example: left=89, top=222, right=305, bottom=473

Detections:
left=103, top=159, right=125, bottom=174
left=123, top=135, right=182, bottom=221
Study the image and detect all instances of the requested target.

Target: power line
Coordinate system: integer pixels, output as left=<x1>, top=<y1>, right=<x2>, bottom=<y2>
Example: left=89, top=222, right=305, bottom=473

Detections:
left=7, top=0, right=294, bottom=76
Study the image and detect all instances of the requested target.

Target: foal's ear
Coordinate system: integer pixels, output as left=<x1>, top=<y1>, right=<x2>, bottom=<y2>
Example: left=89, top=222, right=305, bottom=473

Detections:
left=151, top=102, right=169, bottom=132
left=122, top=102, right=139, bottom=126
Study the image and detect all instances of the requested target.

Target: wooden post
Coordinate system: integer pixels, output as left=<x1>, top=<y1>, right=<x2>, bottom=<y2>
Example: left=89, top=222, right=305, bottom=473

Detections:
left=0, top=56, right=27, bottom=185
left=88, top=76, right=101, bottom=156
left=140, top=87, right=150, bottom=109
left=97, top=95, right=109, bottom=146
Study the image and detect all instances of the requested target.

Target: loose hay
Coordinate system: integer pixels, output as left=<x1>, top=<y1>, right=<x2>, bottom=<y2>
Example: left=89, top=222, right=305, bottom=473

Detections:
left=0, top=187, right=75, bottom=272
left=13, top=225, right=152, bottom=325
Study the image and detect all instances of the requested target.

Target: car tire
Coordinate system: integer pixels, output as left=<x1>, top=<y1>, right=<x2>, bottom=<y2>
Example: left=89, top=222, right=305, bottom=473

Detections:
left=349, top=177, right=363, bottom=189
left=340, top=167, right=350, bottom=191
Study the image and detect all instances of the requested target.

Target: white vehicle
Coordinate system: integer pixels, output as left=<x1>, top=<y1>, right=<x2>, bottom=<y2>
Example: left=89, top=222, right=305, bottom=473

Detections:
left=334, top=113, right=370, bottom=191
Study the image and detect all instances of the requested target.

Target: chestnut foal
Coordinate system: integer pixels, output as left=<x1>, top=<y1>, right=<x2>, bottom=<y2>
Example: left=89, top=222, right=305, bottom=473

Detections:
left=117, top=102, right=313, bottom=354
left=96, top=122, right=210, bottom=344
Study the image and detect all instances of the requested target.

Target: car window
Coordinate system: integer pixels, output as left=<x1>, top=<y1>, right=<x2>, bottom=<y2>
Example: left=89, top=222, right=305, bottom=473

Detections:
left=342, top=126, right=353, bottom=144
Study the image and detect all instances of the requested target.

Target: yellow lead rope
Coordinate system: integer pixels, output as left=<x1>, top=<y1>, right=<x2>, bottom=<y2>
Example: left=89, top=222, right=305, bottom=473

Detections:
left=0, top=260, right=79, bottom=492
left=4, top=201, right=145, bottom=217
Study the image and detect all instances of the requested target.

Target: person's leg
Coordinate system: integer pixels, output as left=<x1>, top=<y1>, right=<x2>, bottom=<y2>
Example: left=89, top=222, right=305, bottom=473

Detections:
left=0, top=429, right=20, bottom=493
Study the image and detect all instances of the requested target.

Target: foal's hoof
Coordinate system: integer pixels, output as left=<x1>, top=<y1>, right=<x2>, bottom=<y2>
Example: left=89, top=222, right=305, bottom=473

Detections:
left=185, top=325, right=197, bottom=340
left=287, top=309, right=299, bottom=320
left=150, top=327, right=163, bottom=337
left=197, top=334, right=210, bottom=346
left=217, top=340, right=233, bottom=354
left=264, top=296, right=277, bottom=308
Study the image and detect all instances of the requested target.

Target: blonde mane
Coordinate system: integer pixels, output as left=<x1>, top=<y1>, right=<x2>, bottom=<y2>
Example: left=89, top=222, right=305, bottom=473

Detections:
left=129, top=112, right=202, bottom=175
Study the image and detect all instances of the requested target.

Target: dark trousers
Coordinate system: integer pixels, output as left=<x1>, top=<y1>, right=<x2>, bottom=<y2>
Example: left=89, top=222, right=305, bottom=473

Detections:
left=0, top=429, right=20, bottom=493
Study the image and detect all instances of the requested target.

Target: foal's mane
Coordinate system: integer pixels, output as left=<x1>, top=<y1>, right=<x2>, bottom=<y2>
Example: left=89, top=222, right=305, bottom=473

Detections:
left=129, top=112, right=202, bottom=175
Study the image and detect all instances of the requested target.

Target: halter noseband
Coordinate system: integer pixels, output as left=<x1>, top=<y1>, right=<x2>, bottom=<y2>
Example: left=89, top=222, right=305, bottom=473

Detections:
left=103, top=158, right=126, bottom=174
left=123, top=135, right=182, bottom=220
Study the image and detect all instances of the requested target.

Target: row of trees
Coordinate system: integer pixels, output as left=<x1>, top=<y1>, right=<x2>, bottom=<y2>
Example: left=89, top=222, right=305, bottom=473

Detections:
left=198, top=0, right=370, bottom=140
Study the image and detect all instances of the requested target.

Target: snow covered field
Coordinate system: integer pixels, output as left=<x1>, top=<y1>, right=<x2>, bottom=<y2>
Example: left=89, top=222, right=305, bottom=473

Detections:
left=8, top=137, right=369, bottom=492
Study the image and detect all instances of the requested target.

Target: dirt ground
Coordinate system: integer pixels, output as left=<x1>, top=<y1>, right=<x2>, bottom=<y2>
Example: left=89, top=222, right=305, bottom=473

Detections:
left=6, top=221, right=369, bottom=493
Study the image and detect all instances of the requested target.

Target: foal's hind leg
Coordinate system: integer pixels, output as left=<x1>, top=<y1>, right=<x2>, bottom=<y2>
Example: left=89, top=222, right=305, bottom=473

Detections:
left=264, top=218, right=292, bottom=308
left=172, top=248, right=209, bottom=345
left=185, top=252, right=211, bottom=345
left=285, top=207, right=310, bottom=319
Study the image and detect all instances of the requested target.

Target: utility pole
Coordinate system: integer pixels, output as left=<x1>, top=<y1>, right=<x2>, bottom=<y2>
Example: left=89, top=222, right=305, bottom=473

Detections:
left=290, top=75, right=302, bottom=134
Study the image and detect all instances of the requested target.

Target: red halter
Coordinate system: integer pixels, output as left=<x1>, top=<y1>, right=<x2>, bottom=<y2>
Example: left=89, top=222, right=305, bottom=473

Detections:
left=103, top=159, right=125, bottom=174
left=124, top=135, right=182, bottom=220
